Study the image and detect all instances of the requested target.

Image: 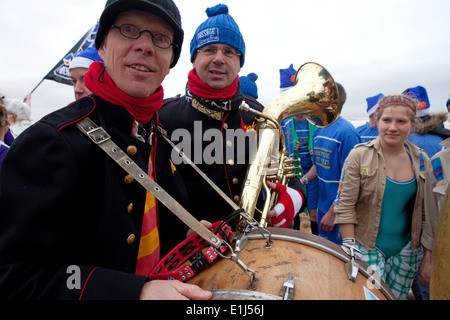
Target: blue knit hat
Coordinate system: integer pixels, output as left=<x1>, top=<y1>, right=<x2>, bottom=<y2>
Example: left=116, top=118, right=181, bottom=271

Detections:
left=239, top=72, right=258, bottom=99
left=279, top=64, right=296, bottom=92
left=366, top=93, right=384, bottom=116
left=69, top=46, right=103, bottom=70
left=403, top=85, right=430, bottom=118
left=190, top=4, right=245, bottom=67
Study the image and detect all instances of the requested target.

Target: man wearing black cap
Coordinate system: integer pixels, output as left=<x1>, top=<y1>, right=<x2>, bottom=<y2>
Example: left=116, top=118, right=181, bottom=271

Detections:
left=0, top=0, right=211, bottom=300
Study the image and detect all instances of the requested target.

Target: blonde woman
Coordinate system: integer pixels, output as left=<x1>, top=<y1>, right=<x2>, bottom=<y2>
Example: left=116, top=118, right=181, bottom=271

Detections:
left=335, top=94, right=430, bottom=299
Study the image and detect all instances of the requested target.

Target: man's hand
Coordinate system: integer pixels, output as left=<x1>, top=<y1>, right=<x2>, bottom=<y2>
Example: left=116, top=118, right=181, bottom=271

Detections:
left=266, top=181, right=305, bottom=228
left=140, top=280, right=212, bottom=300
left=319, top=205, right=336, bottom=231
left=419, top=248, right=432, bottom=284
left=186, top=220, right=212, bottom=238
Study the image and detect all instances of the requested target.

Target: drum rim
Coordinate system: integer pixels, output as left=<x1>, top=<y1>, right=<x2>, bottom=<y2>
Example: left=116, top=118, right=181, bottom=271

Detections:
left=211, top=289, right=282, bottom=300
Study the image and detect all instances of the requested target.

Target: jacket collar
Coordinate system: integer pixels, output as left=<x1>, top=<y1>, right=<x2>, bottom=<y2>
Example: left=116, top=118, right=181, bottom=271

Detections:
left=440, top=137, right=450, bottom=149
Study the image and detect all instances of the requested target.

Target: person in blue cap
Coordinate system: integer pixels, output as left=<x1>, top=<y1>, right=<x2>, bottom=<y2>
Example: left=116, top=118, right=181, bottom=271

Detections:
left=69, top=46, right=103, bottom=100
left=403, top=86, right=446, bottom=158
left=305, top=83, right=362, bottom=245
left=356, top=93, right=384, bottom=143
left=239, top=72, right=259, bottom=100
left=159, top=4, right=305, bottom=238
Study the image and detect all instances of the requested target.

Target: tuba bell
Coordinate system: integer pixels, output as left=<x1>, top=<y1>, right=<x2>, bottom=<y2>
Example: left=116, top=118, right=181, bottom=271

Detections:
left=238, top=62, right=339, bottom=226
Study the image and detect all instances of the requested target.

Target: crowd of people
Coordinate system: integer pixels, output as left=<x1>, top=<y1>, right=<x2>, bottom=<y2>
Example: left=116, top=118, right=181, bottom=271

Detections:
left=282, top=74, right=449, bottom=299
left=0, top=0, right=448, bottom=301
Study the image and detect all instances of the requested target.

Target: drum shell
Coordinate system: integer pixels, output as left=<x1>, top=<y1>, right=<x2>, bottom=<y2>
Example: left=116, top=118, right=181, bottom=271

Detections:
left=187, top=228, right=395, bottom=300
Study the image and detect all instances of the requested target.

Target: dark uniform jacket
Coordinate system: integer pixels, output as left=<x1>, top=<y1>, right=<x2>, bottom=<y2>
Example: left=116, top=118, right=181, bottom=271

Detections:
left=0, top=95, right=188, bottom=300
left=159, top=88, right=302, bottom=244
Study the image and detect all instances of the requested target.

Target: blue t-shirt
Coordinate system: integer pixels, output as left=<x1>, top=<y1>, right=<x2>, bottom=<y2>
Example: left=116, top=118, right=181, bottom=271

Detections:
left=408, top=132, right=444, bottom=158
left=313, top=117, right=362, bottom=213
left=356, top=123, right=378, bottom=143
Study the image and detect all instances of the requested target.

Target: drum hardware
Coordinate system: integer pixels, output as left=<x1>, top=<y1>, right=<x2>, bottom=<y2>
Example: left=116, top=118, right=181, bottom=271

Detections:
left=216, top=237, right=258, bottom=290
left=279, top=276, right=295, bottom=300
left=341, top=241, right=362, bottom=282
left=343, top=245, right=360, bottom=282
left=235, top=220, right=272, bottom=252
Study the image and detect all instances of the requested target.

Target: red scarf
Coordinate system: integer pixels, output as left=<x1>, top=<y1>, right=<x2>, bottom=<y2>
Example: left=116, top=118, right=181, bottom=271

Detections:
left=85, top=62, right=164, bottom=124
left=187, top=68, right=238, bottom=100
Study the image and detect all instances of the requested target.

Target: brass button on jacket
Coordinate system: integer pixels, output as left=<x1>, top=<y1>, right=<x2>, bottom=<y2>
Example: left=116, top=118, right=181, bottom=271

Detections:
left=124, top=174, right=134, bottom=184
left=126, top=145, right=137, bottom=156
left=126, top=234, right=136, bottom=245
left=127, top=203, right=134, bottom=213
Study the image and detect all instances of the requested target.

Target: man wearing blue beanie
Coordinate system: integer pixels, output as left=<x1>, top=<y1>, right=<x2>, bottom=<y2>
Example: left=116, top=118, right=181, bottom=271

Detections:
left=355, top=93, right=384, bottom=143
left=239, top=72, right=259, bottom=100
left=403, top=85, right=449, bottom=158
left=69, top=46, right=103, bottom=100
left=159, top=4, right=305, bottom=238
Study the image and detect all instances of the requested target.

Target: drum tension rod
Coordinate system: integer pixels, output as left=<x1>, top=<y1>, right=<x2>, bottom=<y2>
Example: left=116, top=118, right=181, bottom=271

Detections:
left=216, top=240, right=258, bottom=290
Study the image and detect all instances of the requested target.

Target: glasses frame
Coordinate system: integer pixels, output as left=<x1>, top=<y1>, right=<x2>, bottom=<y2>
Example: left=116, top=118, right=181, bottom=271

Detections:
left=111, top=24, right=177, bottom=49
left=197, top=46, right=242, bottom=59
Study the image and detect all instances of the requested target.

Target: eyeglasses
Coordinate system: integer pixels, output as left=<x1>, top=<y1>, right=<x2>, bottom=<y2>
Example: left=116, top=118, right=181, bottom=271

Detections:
left=197, top=46, right=241, bottom=59
left=111, top=24, right=177, bottom=49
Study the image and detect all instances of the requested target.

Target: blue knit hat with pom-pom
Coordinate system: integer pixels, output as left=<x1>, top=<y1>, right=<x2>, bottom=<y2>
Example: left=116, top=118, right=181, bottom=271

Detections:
left=279, top=64, right=296, bottom=92
left=403, top=85, right=430, bottom=118
left=239, top=72, right=258, bottom=99
left=190, top=4, right=245, bottom=67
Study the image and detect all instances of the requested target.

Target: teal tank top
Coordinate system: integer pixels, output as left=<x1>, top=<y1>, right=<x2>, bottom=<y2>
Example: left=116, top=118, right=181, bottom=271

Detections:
left=375, top=176, right=417, bottom=258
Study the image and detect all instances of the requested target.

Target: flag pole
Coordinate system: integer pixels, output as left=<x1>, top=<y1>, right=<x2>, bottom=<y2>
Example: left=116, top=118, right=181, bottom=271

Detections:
left=29, top=78, right=45, bottom=95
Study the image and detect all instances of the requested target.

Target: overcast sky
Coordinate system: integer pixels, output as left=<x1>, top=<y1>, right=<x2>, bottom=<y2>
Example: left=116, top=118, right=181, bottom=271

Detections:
left=0, top=0, right=449, bottom=122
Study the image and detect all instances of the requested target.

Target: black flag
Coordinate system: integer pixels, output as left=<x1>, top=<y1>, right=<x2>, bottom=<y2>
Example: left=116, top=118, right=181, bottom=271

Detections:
left=38, top=22, right=99, bottom=88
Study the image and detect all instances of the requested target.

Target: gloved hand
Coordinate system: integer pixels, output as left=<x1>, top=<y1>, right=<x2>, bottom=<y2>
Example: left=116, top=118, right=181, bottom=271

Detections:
left=266, top=181, right=305, bottom=228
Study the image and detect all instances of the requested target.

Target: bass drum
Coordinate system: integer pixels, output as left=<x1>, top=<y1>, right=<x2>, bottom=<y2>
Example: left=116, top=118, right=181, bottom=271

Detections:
left=187, top=228, right=395, bottom=300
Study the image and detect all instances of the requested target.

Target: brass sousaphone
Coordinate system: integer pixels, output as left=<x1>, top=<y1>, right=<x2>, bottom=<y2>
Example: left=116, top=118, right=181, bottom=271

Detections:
left=238, top=62, right=339, bottom=226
